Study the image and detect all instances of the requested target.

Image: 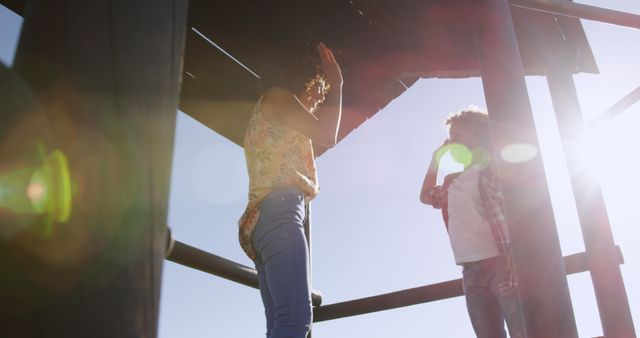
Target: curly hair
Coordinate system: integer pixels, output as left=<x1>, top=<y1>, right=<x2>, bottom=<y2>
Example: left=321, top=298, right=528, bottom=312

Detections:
left=259, top=44, right=324, bottom=95
left=445, top=106, right=492, bottom=147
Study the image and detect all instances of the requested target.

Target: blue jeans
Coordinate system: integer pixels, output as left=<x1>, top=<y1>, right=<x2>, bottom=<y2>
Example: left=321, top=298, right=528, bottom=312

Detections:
left=251, top=187, right=312, bottom=338
left=462, top=256, right=525, bottom=338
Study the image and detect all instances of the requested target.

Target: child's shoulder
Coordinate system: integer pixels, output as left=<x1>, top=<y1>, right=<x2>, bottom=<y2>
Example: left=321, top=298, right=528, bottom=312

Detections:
left=442, top=172, right=463, bottom=190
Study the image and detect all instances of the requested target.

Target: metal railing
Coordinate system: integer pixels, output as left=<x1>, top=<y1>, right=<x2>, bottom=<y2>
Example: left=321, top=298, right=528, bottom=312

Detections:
left=165, top=229, right=323, bottom=307
left=592, top=85, right=640, bottom=125
left=165, top=228, right=623, bottom=323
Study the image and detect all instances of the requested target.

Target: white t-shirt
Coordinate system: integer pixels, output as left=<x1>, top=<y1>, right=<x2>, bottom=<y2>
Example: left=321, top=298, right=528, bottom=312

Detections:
left=447, top=164, right=499, bottom=265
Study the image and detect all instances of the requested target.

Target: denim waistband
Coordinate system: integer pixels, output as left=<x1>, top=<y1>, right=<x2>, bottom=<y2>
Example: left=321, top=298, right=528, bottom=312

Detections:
left=461, top=255, right=502, bottom=269
left=265, top=186, right=304, bottom=200
left=258, top=186, right=306, bottom=220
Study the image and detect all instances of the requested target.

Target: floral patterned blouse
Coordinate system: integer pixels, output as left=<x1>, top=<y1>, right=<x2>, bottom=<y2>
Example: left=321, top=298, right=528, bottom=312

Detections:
left=238, top=96, right=319, bottom=260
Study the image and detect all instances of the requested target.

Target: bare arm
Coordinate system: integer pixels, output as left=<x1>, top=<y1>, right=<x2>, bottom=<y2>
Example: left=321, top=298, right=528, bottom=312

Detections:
left=420, top=140, right=449, bottom=205
left=262, top=43, right=343, bottom=146
left=420, top=156, right=440, bottom=205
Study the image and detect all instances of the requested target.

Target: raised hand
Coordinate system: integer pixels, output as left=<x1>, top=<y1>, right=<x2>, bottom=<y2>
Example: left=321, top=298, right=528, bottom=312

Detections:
left=318, top=42, right=343, bottom=86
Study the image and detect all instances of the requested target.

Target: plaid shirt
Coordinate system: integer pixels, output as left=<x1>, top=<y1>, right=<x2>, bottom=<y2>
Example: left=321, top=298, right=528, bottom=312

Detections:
left=430, top=165, right=512, bottom=269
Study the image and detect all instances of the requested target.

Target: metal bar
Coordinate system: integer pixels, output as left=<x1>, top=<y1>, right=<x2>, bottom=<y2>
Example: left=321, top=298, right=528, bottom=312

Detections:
left=313, top=249, right=622, bottom=322
left=547, top=70, right=637, bottom=337
left=510, top=0, right=640, bottom=29
left=471, top=0, right=578, bottom=336
left=166, top=238, right=258, bottom=288
left=190, top=27, right=262, bottom=79
left=314, top=280, right=462, bottom=323
left=165, top=236, right=323, bottom=307
left=592, top=85, right=640, bottom=125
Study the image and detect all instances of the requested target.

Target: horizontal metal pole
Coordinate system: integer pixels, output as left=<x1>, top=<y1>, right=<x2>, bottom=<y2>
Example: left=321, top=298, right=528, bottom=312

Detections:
left=592, top=85, right=640, bottom=125
left=313, top=279, right=462, bottom=323
left=165, top=238, right=257, bottom=288
left=313, top=247, right=623, bottom=322
left=510, top=0, right=640, bottom=29
left=165, top=235, right=323, bottom=306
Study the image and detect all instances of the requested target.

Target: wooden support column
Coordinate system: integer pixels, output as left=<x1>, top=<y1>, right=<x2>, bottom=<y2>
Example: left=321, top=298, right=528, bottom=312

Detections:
left=546, top=59, right=637, bottom=338
left=515, top=6, right=637, bottom=334
left=1, top=1, right=189, bottom=337
left=470, top=0, right=578, bottom=337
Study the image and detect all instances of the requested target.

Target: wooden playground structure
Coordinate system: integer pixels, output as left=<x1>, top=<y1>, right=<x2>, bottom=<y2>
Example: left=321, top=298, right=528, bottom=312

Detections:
left=1, top=0, right=639, bottom=337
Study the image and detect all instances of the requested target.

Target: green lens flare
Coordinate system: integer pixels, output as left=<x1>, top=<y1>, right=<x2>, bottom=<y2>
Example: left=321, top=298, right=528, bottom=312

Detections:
left=0, top=167, right=39, bottom=213
left=449, top=143, right=472, bottom=167
left=0, top=149, right=72, bottom=224
left=33, top=150, right=72, bottom=222
left=434, top=143, right=473, bottom=168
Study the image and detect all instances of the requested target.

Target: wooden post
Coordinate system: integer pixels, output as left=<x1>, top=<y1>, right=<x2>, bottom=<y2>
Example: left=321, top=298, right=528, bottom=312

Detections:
left=547, top=69, right=636, bottom=338
left=470, top=0, right=579, bottom=336
left=515, top=7, right=637, bottom=334
left=539, top=25, right=637, bottom=337
left=1, top=1, right=189, bottom=337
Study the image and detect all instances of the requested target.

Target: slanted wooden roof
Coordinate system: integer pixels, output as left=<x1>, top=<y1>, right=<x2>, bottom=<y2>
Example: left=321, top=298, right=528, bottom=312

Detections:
left=181, top=0, right=596, bottom=151
left=2, top=0, right=597, bottom=152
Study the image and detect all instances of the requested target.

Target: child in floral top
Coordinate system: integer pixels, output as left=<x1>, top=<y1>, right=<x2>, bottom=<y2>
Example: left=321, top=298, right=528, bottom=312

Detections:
left=240, top=42, right=342, bottom=338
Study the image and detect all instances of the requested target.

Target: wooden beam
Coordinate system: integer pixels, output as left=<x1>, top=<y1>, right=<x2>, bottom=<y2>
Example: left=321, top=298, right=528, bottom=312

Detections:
left=2, top=1, right=189, bottom=337
left=510, top=0, right=640, bottom=29
left=471, top=0, right=578, bottom=336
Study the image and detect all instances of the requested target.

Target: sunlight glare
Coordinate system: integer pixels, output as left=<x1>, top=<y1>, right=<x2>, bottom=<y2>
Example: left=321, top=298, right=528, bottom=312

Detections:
left=501, top=143, right=538, bottom=163
left=582, top=119, right=633, bottom=179
left=26, top=181, right=46, bottom=204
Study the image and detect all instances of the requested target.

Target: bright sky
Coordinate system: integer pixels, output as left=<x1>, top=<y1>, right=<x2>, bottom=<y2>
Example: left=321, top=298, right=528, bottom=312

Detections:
left=1, top=2, right=638, bottom=337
